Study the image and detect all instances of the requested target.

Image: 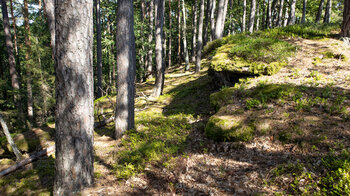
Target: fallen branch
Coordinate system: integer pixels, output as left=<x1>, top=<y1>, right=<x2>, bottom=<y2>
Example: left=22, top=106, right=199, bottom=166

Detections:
left=93, top=116, right=114, bottom=129
left=0, top=114, right=22, bottom=161
left=0, top=145, right=55, bottom=177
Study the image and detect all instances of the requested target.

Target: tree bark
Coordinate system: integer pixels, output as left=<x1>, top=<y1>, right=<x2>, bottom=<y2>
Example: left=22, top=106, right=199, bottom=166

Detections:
left=168, top=0, right=172, bottom=67
left=0, top=114, right=22, bottom=161
left=191, top=0, right=198, bottom=62
left=283, top=6, right=289, bottom=26
left=248, top=0, right=256, bottom=33
left=203, top=0, right=210, bottom=46
left=195, top=0, right=204, bottom=72
left=24, top=0, right=34, bottom=124
left=210, top=0, right=216, bottom=40
left=341, top=0, right=350, bottom=37
left=1, top=0, right=19, bottom=103
left=261, top=0, right=266, bottom=29
left=54, top=0, right=94, bottom=194
left=9, top=0, right=18, bottom=57
left=266, top=0, right=272, bottom=28
left=182, top=0, right=190, bottom=71
left=256, top=0, right=260, bottom=30
left=277, top=0, right=284, bottom=26
left=287, top=0, right=296, bottom=25
left=43, top=0, right=55, bottom=57
left=146, top=0, right=154, bottom=79
left=242, top=0, right=247, bottom=31
left=95, top=0, right=103, bottom=98
left=115, top=0, right=136, bottom=137
left=316, top=0, right=324, bottom=23
left=152, top=0, right=165, bottom=97
left=323, top=0, right=331, bottom=23
left=301, top=0, right=307, bottom=23
left=215, top=0, right=228, bottom=39
left=177, top=0, right=181, bottom=64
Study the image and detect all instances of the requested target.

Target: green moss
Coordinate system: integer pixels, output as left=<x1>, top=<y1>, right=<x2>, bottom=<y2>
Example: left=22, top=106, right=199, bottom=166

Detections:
left=321, top=51, right=348, bottom=61
left=210, top=87, right=237, bottom=109
left=312, top=57, right=322, bottom=65
left=203, top=39, right=224, bottom=57
left=205, top=114, right=254, bottom=142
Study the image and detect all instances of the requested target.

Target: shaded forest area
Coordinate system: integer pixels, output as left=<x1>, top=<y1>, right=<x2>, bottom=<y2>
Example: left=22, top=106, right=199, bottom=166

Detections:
left=0, top=0, right=350, bottom=195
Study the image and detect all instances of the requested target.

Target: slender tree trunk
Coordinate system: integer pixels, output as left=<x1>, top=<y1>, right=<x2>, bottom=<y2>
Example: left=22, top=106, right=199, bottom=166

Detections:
left=242, top=0, right=246, bottom=31
left=221, top=0, right=228, bottom=36
left=266, top=0, right=272, bottom=28
left=341, top=0, right=350, bottom=37
left=316, top=0, right=325, bottom=23
left=0, top=114, right=22, bottom=161
left=323, top=0, right=331, bottom=23
left=24, top=0, right=34, bottom=124
left=301, top=0, right=307, bottom=23
left=54, top=0, right=94, bottom=194
left=203, top=0, right=210, bottom=46
left=215, top=0, right=228, bottom=39
left=261, top=0, right=266, bottom=29
left=168, top=0, right=172, bottom=67
left=191, top=0, right=197, bottom=62
left=248, top=0, right=256, bottom=33
left=277, top=0, right=284, bottom=26
left=256, top=0, right=260, bottom=30
left=287, top=0, right=296, bottom=25
left=141, top=0, right=146, bottom=78
left=177, top=0, right=181, bottom=64
left=43, top=0, right=55, bottom=57
left=283, top=6, right=289, bottom=26
left=95, top=0, right=103, bottom=98
left=195, top=0, right=204, bottom=72
left=182, top=0, right=190, bottom=70
left=210, top=0, right=216, bottom=40
left=152, top=0, right=165, bottom=97
left=147, top=0, right=154, bottom=79
left=9, top=0, right=18, bottom=57
left=115, top=0, right=136, bottom=137
left=271, top=0, right=278, bottom=26
left=1, top=0, right=19, bottom=102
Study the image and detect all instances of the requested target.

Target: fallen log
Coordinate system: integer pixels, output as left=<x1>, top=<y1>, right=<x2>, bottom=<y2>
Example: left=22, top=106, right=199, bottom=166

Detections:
left=93, top=116, right=114, bottom=129
left=0, top=145, right=55, bottom=177
left=0, top=114, right=22, bottom=161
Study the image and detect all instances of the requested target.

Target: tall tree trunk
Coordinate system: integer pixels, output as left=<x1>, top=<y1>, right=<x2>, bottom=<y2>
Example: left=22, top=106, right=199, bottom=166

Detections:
left=301, top=0, right=307, bottom=23
left=177, top=0, right=181, bottom=65
left=115, top=0, right=136, bottom=137
left=0, top=114, right=22, bottom=161
left=140, top=0, right=146, bottom=78
left=24, top=0, right=34, bottom=124
left=9, top=0, right=18, bottom=57
left=168, top=0, right=172, bottom=67
left=341, top=0, right=350, bottom=37
left=210, top=0, right=216, bottom=40
left=283, top=6, right=289, bottom=26
left=266, top=0, right=272, bottom=28
left=287, top=0, right=296, bottom=25
left=316, top=0, right=324, bottom=23
left=1, top=0, right=19, bottom=103
left=43, top=0, right=55, bottom=57
left=182, top=0, right=190, bottom=70
left=323, top=0, right=331, bottom=23
left=277, top=0, right=284, bottom=26
left=203, top=0, right=210, bottom=45
left=242, top=0, right=246, bottom=31
left=248, top=0, right=256, bottom=33
left=195, top=0, right=204, bottom=72
left=271, top=0, right=278, bottom=26
left=146, top=0, right=154, bottom=79
left=152, top=0, right=165, bottom=97
left=215, top=0, right=228, bottom=39
left=191, top=0, right=197, bottom=62
left=54, top=0, right=94, bottom=194
left=261, top=0, right=266, bottom=29
left=95, top=0, right=103, bottom=98
left=256, top=0, right=260, bottom=30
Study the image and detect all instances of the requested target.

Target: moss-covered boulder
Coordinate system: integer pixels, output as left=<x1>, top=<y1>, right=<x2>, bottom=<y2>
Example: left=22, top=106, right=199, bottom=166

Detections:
left=205, top=105, right=255, bottom=142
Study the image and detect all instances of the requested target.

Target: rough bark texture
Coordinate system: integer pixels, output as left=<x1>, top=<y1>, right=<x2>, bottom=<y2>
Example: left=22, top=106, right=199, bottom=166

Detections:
left=215, top=0, right=227, bottom=39
left=195, top=0, right=204, bottom=72
left=54, top=0, right=94, bottom=195
left=287, top=0, right=296, bottom=25
left=9, top=0, right=18, bottom=56
left=261, top=0, right=266, bottom=29
left=248, top=0, right=256, bottom=33
left=256, top=0, right=260, bottom=30
left=168, top=0, right=172, bottom=67
left=210, top=0, right=216, bottom=40
left=283, top=6, right=289, bottom=26
left=242, top=0, right=247, bottom=31
left=152, top=0, right=165, bottom=97
left=95, top=0, right=103, bottom=98
left=115, top=0, right=136, bottom=137
left=277, top=0, right=284, bottom=26
left=191, top=0, right=198, bottom=62
left=24, top=0, right=34, bottom=124
left=341, top=0, right=350, bottom=37
left=266, top=0, right=272, bottom=28
left=1, top=0, right=19, bottom=102
left=182, top=0, right=190, bottom=70
left=43, top=0, right=55, bottom=56
left=147, top=0, right=154, bottom=79
left=177, top=0, right=181, bottom=64
left=302, top=0, right=307, bottom=23
left=203, top=0, right=210, bottom=46
left=316, top=0, right=324, bottom=23
left=0, top=114, right=22, bottom=161
left=323, top=0, right=331, bottom=23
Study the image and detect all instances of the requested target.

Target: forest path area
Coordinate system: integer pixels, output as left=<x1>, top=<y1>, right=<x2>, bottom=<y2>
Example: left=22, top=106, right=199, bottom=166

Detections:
left=0, top=37, right=350, bottom=195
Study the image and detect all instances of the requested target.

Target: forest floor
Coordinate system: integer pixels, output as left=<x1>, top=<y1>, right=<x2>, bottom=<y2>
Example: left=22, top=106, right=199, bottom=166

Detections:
left=0, top=36, right=350, bottom=195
